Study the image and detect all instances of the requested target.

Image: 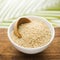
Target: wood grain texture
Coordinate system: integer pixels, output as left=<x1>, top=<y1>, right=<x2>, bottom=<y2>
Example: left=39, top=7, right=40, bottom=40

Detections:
left=0, top=28, right=60, bottom=60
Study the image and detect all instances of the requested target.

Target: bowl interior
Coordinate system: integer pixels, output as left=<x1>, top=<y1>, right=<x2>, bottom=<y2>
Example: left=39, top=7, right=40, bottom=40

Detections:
left=8, top=16, right=55, bottom=49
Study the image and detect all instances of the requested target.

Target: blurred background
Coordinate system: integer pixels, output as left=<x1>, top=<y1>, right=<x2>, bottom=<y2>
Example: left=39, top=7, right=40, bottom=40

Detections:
left=0, top=0, right=60, bottom=28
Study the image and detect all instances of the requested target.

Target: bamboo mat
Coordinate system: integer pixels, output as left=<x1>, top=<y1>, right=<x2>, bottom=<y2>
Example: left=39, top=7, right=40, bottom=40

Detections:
left=0, top=28, right=60, bottom=60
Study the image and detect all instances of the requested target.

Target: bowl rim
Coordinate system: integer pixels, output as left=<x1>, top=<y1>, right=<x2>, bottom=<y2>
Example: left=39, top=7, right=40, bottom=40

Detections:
left=8, top=16, right=55, bottom=50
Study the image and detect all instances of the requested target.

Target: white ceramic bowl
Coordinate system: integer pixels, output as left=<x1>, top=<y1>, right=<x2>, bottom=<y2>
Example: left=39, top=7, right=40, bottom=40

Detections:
left=8, top=16, right=55, bottom=54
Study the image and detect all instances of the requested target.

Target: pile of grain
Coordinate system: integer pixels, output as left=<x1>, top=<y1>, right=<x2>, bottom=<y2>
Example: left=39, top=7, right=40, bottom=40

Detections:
left=11, top=19, right=51, bottom=48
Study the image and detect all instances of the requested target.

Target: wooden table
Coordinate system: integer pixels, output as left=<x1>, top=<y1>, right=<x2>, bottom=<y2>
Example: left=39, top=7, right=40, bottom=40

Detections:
left=0, top=28, right=60, bottom=60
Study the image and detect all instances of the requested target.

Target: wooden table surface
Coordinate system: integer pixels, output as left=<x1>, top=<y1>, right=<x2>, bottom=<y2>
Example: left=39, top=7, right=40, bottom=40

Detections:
left=0, top=28, right=60, bottom=60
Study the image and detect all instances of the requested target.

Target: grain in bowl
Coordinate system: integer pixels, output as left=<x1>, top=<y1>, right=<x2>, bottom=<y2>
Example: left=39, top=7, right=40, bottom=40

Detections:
left=11, top=18, right=51, bottom=48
